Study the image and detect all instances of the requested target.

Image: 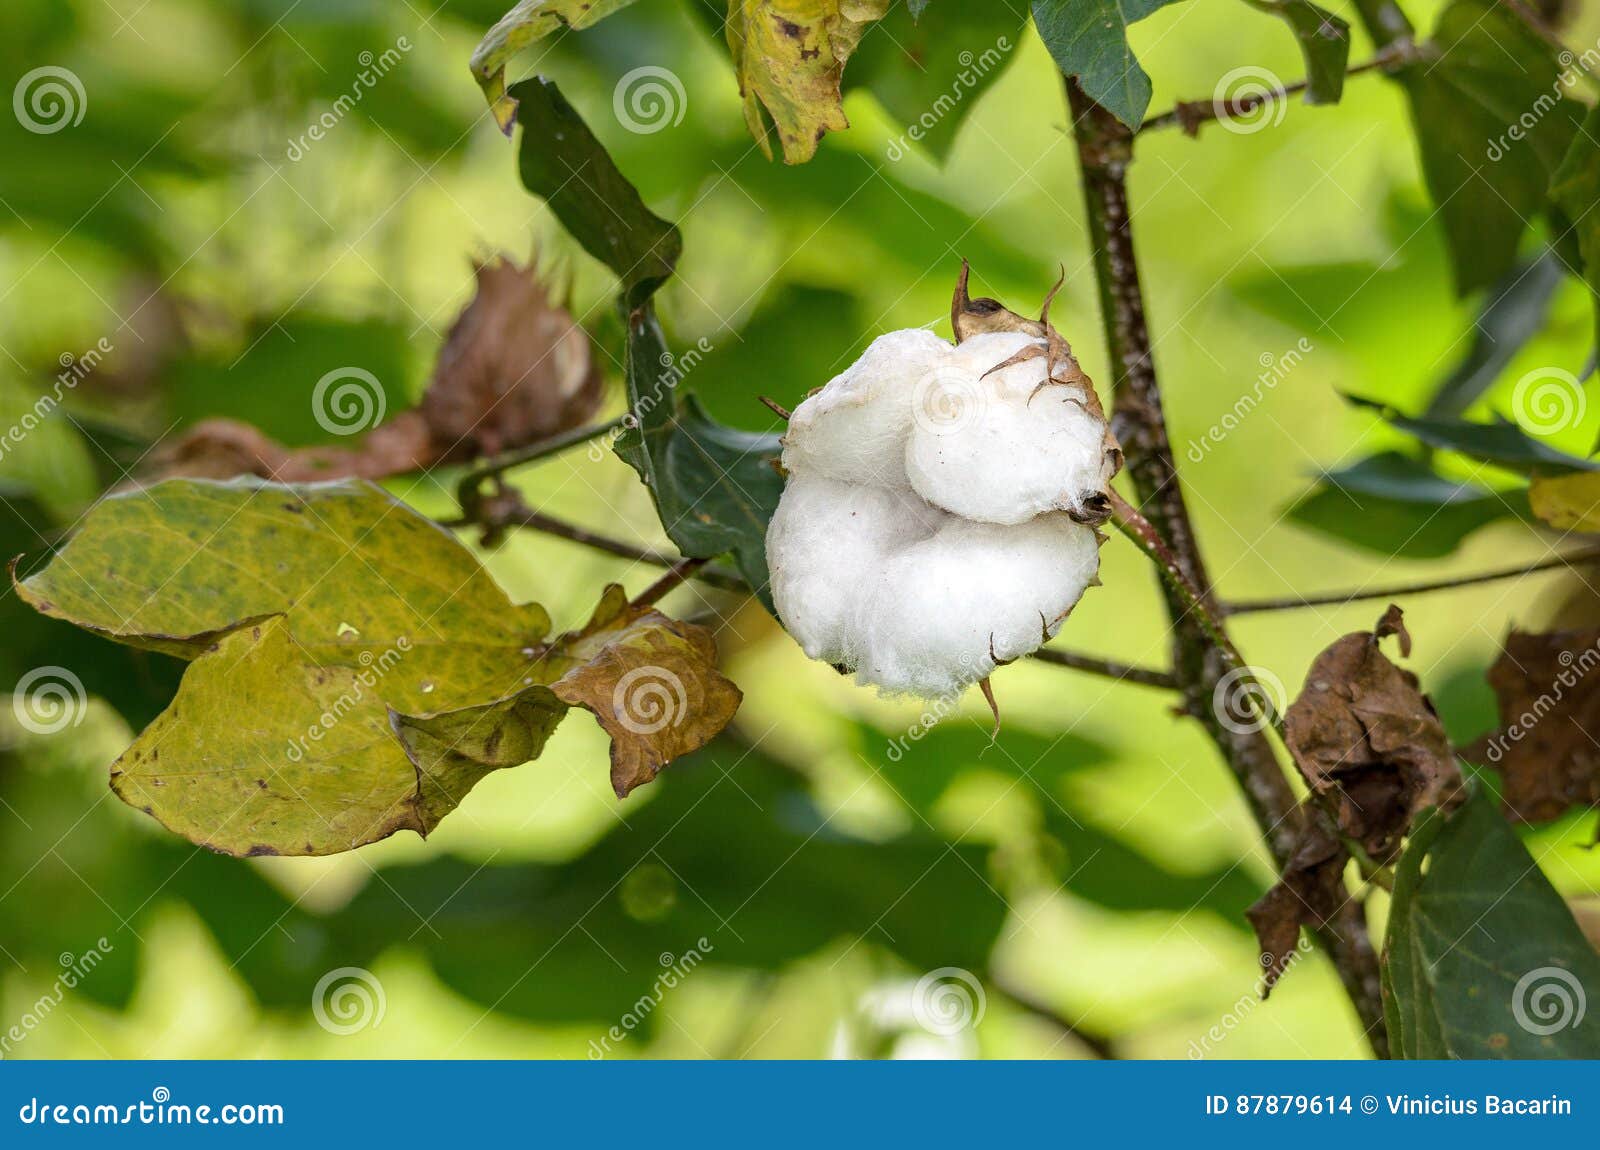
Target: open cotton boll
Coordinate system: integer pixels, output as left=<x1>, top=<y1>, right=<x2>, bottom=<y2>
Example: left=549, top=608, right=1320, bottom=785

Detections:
left=905, top=385, right=1110, bottom=525
left=852, top=514, right=1101, bottom=696
left=767, top=474, right=951, bottom=665
left=781, top=327, right=950, bottom=488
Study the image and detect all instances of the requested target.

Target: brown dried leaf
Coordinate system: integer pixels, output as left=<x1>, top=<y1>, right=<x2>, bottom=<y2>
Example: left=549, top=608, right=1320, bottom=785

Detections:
left=149, top=255, right=601, bottom=483
left=1285, top=605, right=1462, bottom=859
left=1246, top=808, right=1348, bottom=994
left=1466, top=626, right=1600, bottom=824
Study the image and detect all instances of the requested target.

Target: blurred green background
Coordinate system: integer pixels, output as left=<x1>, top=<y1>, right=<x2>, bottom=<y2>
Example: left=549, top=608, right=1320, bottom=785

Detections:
left=4, top=0, right=1600, bottom=1060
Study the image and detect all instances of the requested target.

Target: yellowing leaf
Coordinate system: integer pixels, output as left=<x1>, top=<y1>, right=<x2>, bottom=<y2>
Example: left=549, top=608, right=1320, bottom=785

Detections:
left=726, top=0, right=891, bottom=164
left=1530, top=472, right=1600, bottom=533
left=18, top=479, right=741, bottom=855
left=470, top=0, right=643, bottom=131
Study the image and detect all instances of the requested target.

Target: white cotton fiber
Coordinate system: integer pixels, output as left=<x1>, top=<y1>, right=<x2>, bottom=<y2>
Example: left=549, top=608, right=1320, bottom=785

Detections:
left=782, top=328, right=949, bottom=489
left=853, top=515, right=1101, bottom=696
left=768, top=323, right=1114, bottom=699
left=766, top=474, right=951, bottom=665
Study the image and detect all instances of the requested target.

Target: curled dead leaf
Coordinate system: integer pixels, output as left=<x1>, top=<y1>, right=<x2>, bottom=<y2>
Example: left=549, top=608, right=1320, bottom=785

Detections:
left=1466, top=625, right=1600, bottom=825
left=150, top=255, right=601, bottom=483
left=1246, top=807, right=1348, bottom=994
left=1285, top=605, right=1462, bottom=860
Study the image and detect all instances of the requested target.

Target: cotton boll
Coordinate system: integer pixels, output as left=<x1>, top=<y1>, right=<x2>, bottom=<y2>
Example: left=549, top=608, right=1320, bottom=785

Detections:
left=782, top=327, right=951, bottom=488
left=767, top=474, right=950, bottom=665
left=906, top=388, right=1110, bottom=525
left=852, top=514, right=1101, bottom=696
left=905, top=333, right=1109, bottom=525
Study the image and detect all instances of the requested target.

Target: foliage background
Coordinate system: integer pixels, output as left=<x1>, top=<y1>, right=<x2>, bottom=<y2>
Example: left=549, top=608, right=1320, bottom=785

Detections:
left=4, top=0, right=1600, bottom=1059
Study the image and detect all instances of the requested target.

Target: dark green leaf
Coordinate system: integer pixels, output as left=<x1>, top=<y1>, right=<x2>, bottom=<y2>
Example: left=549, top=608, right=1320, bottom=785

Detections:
left=511, top=76, right=682, bottom=308
left=1031, top=0, right=1189, bottom=129
left=1287, top=451, right=1514, bottom=558
left=1347, top=394, right=1600, bottom=475
left=1396, top=0, right=1583, bottom=295
left=1384, top=790, right=1600, bottom=1058
left=1245, top=0, right=1350, bottom=104
left=1425, top=252, right=1566, bottom=418
left=1551, top=104, right=1600, bottom=354
left=616, top=309, right=784, bottom=603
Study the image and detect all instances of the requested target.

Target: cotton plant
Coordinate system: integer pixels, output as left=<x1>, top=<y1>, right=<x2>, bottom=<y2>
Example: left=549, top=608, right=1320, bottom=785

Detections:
left=766, top=267, right=1123, bottom=699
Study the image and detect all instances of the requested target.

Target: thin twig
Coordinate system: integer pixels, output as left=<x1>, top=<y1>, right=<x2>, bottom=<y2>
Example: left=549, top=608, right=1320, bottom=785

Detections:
left=444, top=504, right=748, bottom=592
left=632, top=557, right=710, bottom=608
left=454, top=417, right=625, bottom=514
left=1226, top=545, right=1600, bottom=615
left=1030, top=648, right=1177, bottom=689
left=1141, top=43, right=1416, bottom=135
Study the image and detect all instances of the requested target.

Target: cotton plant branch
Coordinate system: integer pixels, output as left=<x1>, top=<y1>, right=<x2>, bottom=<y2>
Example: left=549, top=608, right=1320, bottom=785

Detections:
left=1140, top=42, right=1419, bottom=135
left=1065, top=79, right=1389, bottom=1055
left=1225, top=544, right=1600, bottom=614
left=454, top=415, right=626, bottom=516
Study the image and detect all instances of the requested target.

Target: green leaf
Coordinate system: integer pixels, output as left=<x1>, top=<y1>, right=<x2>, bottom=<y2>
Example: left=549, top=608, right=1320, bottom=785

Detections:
left=1396, top=0, right=1583, bottom=295
left=1287, top=452, right=1514, bottom=559
left=850, top=2, right=1025, bottom=160
left=1384, top=791, right=1600, bottom=1058
left=1424, top=252, right=1565, bottom=418
left=1347, top=395, right=1600, bottom=476
left=17, top=479, right=740, bottom=854
left=470, top=0, right=643, bottom=132
left=726, top=0, right=891, bottom=164
left=1552, top=104, right=1600, bottom=353
left=616, top=310, right=784, bottom=603
left=1244, top=0, right=1350, bottom=104
left=1031, top=0, right=1189, bottom=128
left=512, top=77, right=683, bottom=309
